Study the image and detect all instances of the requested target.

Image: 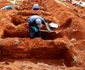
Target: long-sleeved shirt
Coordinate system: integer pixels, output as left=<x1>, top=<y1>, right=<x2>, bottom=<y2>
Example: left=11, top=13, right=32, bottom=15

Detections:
left=28, top=15, right=46, bottom=29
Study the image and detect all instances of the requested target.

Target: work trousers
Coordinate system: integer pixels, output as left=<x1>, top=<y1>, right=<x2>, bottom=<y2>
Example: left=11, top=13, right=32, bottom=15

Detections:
left=29, top=27, right=41, bottom=39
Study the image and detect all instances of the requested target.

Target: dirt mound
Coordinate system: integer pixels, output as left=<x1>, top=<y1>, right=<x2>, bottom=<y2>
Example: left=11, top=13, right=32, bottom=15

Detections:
left=0, top=37, right=76, bottom=66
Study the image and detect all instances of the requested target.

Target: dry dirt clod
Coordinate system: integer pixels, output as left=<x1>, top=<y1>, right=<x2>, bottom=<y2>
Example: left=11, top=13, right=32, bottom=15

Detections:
left=70, top=38, right=77, bottom=43
left=0, top=66, right=4, bottom=70
left=1, top=61, right=10, bottom=65
left=73, top=55, right=78, bottom=65
left=13, top=39, right=20, bottom=45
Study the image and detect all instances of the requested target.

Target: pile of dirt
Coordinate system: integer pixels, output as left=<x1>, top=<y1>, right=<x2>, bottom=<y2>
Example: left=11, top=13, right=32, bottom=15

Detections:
left=0, top=0, right=85, bottom=70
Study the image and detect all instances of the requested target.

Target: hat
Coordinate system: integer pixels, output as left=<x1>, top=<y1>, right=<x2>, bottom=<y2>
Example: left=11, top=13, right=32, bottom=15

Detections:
left=35, top=18, right=42, bottom=27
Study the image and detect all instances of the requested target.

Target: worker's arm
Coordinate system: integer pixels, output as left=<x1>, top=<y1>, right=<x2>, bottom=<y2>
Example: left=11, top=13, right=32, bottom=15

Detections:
left=31, top=26, right=39, bottom=32
left=44, top=23, right=52, bottom=33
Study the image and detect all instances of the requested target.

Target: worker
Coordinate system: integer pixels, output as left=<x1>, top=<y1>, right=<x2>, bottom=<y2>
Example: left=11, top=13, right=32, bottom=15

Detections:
left=1, top=5, right=13, bottom=10
left=32, top=4, right=40, bottom=10
left=28, top=15, right=52, bottom=39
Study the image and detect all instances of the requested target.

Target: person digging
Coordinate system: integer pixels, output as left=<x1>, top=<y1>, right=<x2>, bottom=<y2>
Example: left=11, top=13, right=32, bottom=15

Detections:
left=28, top=15, right=54, bottom=39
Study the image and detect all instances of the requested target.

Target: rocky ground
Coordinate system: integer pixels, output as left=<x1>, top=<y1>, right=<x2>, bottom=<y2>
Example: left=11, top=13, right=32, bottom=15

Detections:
left=0, top=0, right=85, bottom=70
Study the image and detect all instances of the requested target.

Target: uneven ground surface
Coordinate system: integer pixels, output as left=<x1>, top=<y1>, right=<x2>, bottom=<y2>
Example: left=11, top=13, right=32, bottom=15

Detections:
left=0, top=0, right=85, bottom=70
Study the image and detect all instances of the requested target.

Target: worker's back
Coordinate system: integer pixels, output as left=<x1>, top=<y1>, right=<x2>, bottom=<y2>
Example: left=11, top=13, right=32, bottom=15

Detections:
left=32, top=4, right=40, bottom=10
left=28, top=15, right=45, bottom=26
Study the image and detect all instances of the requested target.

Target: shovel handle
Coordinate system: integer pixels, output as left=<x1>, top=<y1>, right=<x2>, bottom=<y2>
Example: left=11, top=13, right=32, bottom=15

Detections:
left=41, top=30, right=60, bottom=34
left=41, top=30, right=54, bottom=32
left=41, top=30, right=47, bottom=32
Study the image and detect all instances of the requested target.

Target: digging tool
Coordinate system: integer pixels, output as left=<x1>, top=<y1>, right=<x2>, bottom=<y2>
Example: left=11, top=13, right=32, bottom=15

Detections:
left=41, top=30, right=61, bottom=34
left=41, top=18, right=72, bottom=35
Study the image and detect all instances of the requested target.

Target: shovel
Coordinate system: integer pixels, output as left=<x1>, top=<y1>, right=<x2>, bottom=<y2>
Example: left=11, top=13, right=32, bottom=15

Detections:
left=41, top=30, right=62, bottom=34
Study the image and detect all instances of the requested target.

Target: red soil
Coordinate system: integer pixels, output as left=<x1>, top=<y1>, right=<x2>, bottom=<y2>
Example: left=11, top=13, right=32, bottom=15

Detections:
left=0, top=0, right=85, bottom=70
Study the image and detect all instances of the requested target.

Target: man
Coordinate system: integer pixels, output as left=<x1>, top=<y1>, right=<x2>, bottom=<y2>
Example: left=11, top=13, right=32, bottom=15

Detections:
left=28, top=15, right=52, bottom=39
left=32, top=4, right=40, bottom=10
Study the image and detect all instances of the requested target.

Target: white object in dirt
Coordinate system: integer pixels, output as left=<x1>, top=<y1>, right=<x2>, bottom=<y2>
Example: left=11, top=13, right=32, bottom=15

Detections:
left=72, top=0, right=85, bottom=7
left=72, top=0, right=79, bottom=5
left=49, top=23, right=58, bottom=28
left=70, top=38, right=76, bottom=43
left=78, top=2, right=85, bottom=7
left=13, top=39, right=20, bottom=45
left=72, top=0, right=78, bottom=5
left=8, top=0, right=18, bottom=5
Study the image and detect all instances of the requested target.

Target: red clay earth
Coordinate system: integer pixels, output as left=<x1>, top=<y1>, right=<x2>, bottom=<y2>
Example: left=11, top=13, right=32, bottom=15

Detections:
left=0, top=0, right=85, bottom=70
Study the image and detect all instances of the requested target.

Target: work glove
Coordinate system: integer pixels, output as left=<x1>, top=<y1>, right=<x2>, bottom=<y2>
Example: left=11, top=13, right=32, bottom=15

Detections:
left=46, top=26, right=51, bottom=33
left=32, top=26, right=39, bottom=32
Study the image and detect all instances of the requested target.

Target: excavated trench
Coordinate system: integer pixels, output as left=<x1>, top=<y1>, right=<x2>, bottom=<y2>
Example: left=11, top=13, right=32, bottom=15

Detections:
left=3, top=9, right=63, bottom=40
left=0, top=0, right=78, bottom=67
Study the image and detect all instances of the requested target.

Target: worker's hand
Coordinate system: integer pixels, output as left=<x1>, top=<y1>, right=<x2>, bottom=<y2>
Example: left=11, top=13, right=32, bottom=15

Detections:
left=32, top=26, right=39, bottom=32
left=46, top=27, right=51, bottom=33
